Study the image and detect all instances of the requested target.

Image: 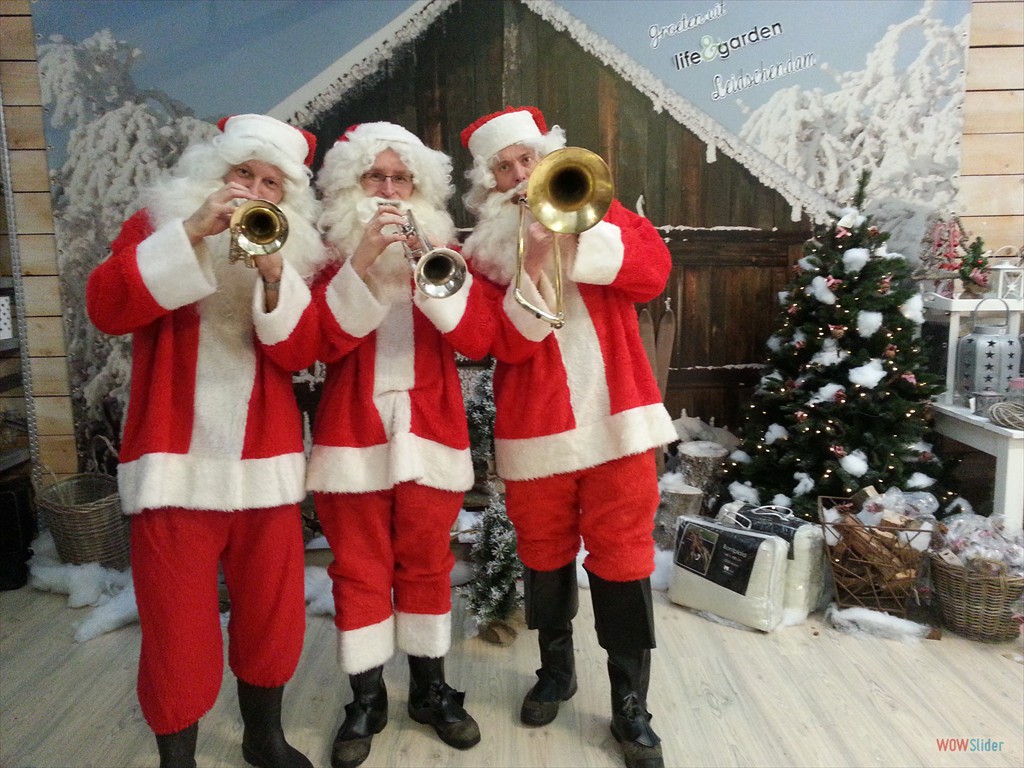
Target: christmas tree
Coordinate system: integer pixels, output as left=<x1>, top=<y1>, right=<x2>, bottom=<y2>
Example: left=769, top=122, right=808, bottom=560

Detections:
left=465, top=364, right=497, bottom=490
left=457, top=491, right=523, bottom=644
left=721, top=172, right=956, bottom=520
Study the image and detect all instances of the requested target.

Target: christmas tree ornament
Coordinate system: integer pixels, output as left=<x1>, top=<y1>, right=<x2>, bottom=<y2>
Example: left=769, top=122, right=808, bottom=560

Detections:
left=955, top=299, right=1019, bottom=398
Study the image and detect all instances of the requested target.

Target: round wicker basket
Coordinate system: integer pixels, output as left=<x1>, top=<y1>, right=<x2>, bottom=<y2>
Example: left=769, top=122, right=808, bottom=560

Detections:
left=36, top=473, right=130, bottom=571
left=929, top=553, right=1024, bottom=643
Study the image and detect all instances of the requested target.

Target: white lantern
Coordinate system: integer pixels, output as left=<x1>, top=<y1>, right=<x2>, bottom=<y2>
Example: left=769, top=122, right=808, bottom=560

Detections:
left=956, top=299, right=1020, bottom=397
left=989, top=263, right=1024, bottom=301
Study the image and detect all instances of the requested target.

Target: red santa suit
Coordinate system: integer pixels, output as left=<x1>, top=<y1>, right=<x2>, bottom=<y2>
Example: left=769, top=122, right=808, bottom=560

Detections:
left=85, top=116, right=324, bottom=735
left=309, top=123, right=493, bottom=675
left=464, top=196, right=677, bottom=582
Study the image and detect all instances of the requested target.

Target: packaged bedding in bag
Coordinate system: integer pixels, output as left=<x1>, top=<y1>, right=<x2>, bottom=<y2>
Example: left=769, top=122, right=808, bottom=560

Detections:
left=668, top=515, right=788, bottom=632
left=717, top=503, right=828, bottom=626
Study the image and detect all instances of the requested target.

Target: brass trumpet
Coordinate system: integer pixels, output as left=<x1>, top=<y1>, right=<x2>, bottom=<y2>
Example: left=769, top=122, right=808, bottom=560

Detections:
left=397, top=208, right=467, bottom=299
left=229, top=199, right=289, bottom=268
left=516, top=147, right=613, bottom=329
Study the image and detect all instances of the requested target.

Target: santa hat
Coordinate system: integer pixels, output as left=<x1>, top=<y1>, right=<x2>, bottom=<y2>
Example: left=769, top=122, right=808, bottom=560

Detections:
left=316, top=121, right=453, bottom=210
left=213, top=114, right=316, bottom=185
left=461, top=106, right=548, bottom=165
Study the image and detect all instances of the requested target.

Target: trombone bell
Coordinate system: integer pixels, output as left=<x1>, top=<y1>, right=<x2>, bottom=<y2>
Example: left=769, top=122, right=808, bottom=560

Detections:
left=229, top=199, right=289, bottom=268
left=515, top=147, right=614, bottom=328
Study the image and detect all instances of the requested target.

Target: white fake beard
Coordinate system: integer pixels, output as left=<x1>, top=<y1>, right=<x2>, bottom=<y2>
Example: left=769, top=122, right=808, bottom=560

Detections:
left=462, top=186, right=525, bottom=286
left=320, top=189, right=456, bottom=301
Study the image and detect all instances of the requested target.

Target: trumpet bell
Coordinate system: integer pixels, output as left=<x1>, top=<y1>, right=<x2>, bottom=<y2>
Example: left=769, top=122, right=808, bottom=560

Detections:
left=526, top=147, right=613, bottom=235
left=229, top=199, right=289, bottom=266
left=414, top=246, right=467, bottom=299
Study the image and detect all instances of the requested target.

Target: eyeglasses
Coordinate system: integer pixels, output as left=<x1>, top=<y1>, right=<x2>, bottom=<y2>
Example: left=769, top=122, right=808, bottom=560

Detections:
left=360, top=171, right=414, bottom=187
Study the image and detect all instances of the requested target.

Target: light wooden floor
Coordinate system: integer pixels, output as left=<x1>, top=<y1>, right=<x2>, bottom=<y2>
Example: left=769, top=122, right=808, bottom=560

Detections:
left=1, top=582, right=1022, bottom=768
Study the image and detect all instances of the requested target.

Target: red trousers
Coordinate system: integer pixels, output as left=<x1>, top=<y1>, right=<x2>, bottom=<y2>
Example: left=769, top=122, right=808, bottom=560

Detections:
left=504, top=450, right=659, bottom=582
left=315, top=483, right=462, bottom=672
left=130, top=505, right=307, bottom=735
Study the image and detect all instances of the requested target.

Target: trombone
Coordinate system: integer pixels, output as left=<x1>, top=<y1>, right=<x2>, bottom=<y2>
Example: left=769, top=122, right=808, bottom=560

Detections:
left=396, top=207, right=467, bottom=299
left=229, top=199, right=289, bottom=268
left=515, top=147, right=613, bottom=329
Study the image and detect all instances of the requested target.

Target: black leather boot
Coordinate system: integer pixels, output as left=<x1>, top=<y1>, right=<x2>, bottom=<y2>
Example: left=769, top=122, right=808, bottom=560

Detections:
left=588, top=571, right=663, bottom=768
left=155, top=722, right=198, bottom=768
left=407, top=656, right=481, bottom=750
left=520, top=563, right=579, bottom=726
left=237, top=680, right=313, bottom=768
left=331, top=666, right=388, bottom=768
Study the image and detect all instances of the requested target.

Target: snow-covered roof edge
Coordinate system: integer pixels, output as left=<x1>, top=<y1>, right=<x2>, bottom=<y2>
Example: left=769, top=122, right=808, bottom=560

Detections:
left=522, top=0, right=833, bottom=225
left=269, top=0, right=455, bottom=125
left=271, top=0, right=835, bottom=225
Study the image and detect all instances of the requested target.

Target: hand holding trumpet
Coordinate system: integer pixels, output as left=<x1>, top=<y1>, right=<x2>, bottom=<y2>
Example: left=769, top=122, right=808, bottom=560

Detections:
left=350, top=203, right=410, bottom=279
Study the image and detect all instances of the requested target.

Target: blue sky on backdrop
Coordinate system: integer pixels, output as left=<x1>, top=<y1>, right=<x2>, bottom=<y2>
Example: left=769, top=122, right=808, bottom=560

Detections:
left=33, top=0, right=970, bottom=135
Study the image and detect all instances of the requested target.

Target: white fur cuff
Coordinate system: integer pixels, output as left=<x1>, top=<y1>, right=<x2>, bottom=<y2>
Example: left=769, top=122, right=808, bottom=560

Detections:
left=326, top=260, right=388, bottom=338
left=253, top=264, right=312, bottom=346
left=571, top=221, right=623, bottom=285
left=137, top=220, right=217, bottom=309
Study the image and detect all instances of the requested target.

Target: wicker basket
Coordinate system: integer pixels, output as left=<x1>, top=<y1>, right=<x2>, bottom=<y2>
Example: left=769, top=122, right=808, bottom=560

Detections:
left=37, top=473, right=130, bottom=571
left=930, top=553, right=1024, bottom=642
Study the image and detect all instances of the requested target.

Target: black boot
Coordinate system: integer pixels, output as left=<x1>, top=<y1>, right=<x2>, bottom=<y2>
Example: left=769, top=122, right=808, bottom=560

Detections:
left=588, top=571, right=664, bottom=768
left=407, top=656, right=481, bottom=749
left=237, top=680, right=314, bottom=768
left=155, top=722, right=198, bottom=768
left=520, top=563, right=579, bottom=726
left=331, top=666, right=388, bottom=768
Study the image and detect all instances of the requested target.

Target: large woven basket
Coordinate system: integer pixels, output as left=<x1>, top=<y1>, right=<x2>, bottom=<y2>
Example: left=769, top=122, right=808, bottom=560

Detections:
left=930, top=553, right=1024, bottom=642
left=37, top=473, right=130, bottom=571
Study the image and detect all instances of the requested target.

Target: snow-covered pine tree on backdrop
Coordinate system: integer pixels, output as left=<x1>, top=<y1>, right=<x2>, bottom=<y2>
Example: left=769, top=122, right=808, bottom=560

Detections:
left=457, top=491, right=523, bottom=643
left=721, top=171, right=958, bottom=520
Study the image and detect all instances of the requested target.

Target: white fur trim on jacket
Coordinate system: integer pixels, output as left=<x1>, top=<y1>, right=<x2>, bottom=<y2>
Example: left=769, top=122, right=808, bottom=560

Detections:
left=413, top=272, right=472, bottom=333
left=253, top=263, right=313, bottom=346
left=570, top=221, right=624, bottom=286
left=495, top=403, right=677, bottom=481
left=306, top=433, right=474, bottom=493
left=326, top=259, right=389, bottom=338
left=137, top=220, right=217, bottom=309
left=117, top=452, right=306, bottom=514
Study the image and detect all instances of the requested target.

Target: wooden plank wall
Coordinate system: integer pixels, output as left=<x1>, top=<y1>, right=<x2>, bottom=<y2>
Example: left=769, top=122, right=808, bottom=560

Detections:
left=0, top=0, right=77, bottom=482
left=0, top=0, right=1020, bottom=481
left=960, top=0, right=1024, bottom=250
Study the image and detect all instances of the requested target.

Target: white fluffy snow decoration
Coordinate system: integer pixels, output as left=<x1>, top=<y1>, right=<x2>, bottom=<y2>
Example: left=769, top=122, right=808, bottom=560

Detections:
left=764, top=423, right=789, bottom=444
left=766, top=334, right=783, bottom=351
left=771, top=493, right=793, bottom=508
left=74, top=583, right=138, bottom=642
left=907, top=472, right=936, bottom=489
left=793, top=472, right=815, bottom=496
left=777, top=290, right=790, bottom=306
left=842, top=247, right=871, bottom=273
left=304, top=566, right=335, bottom=616
left=807, top=275, right=837, bottom=304
left=900, top=293, right=925, bottom=324
left=792, top=329, right=807, bottom=346
left=826, top=604, right=935, bottom=643
left=810, top=338, right=849, bottom=366
left=729, top=481, right=760, bottom=505
left=836, top=208, right=866, bottom=229
left=857, top=310, right=883, bottom=337
left=839, top=449, right=870, bottom=477
left=797, top=256, right=819, bottom=272
left=729, top=449, right=752, bottom=464
left=809, top=382, right=845, bottom=404
left=848, top=358, right=887, bottom=388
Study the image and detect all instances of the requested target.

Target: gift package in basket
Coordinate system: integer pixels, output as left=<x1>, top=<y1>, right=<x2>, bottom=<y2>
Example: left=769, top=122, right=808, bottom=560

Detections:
left=818, top=488, right=936, bottom=617
left=35, top=473, right=130, bottom=571
left=930, top=512, right=1024, bottom=642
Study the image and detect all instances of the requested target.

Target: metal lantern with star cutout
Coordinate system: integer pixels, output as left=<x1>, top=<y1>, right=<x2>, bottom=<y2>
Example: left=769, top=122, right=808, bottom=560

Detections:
left=955, top=299, right=1019, bottom=397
